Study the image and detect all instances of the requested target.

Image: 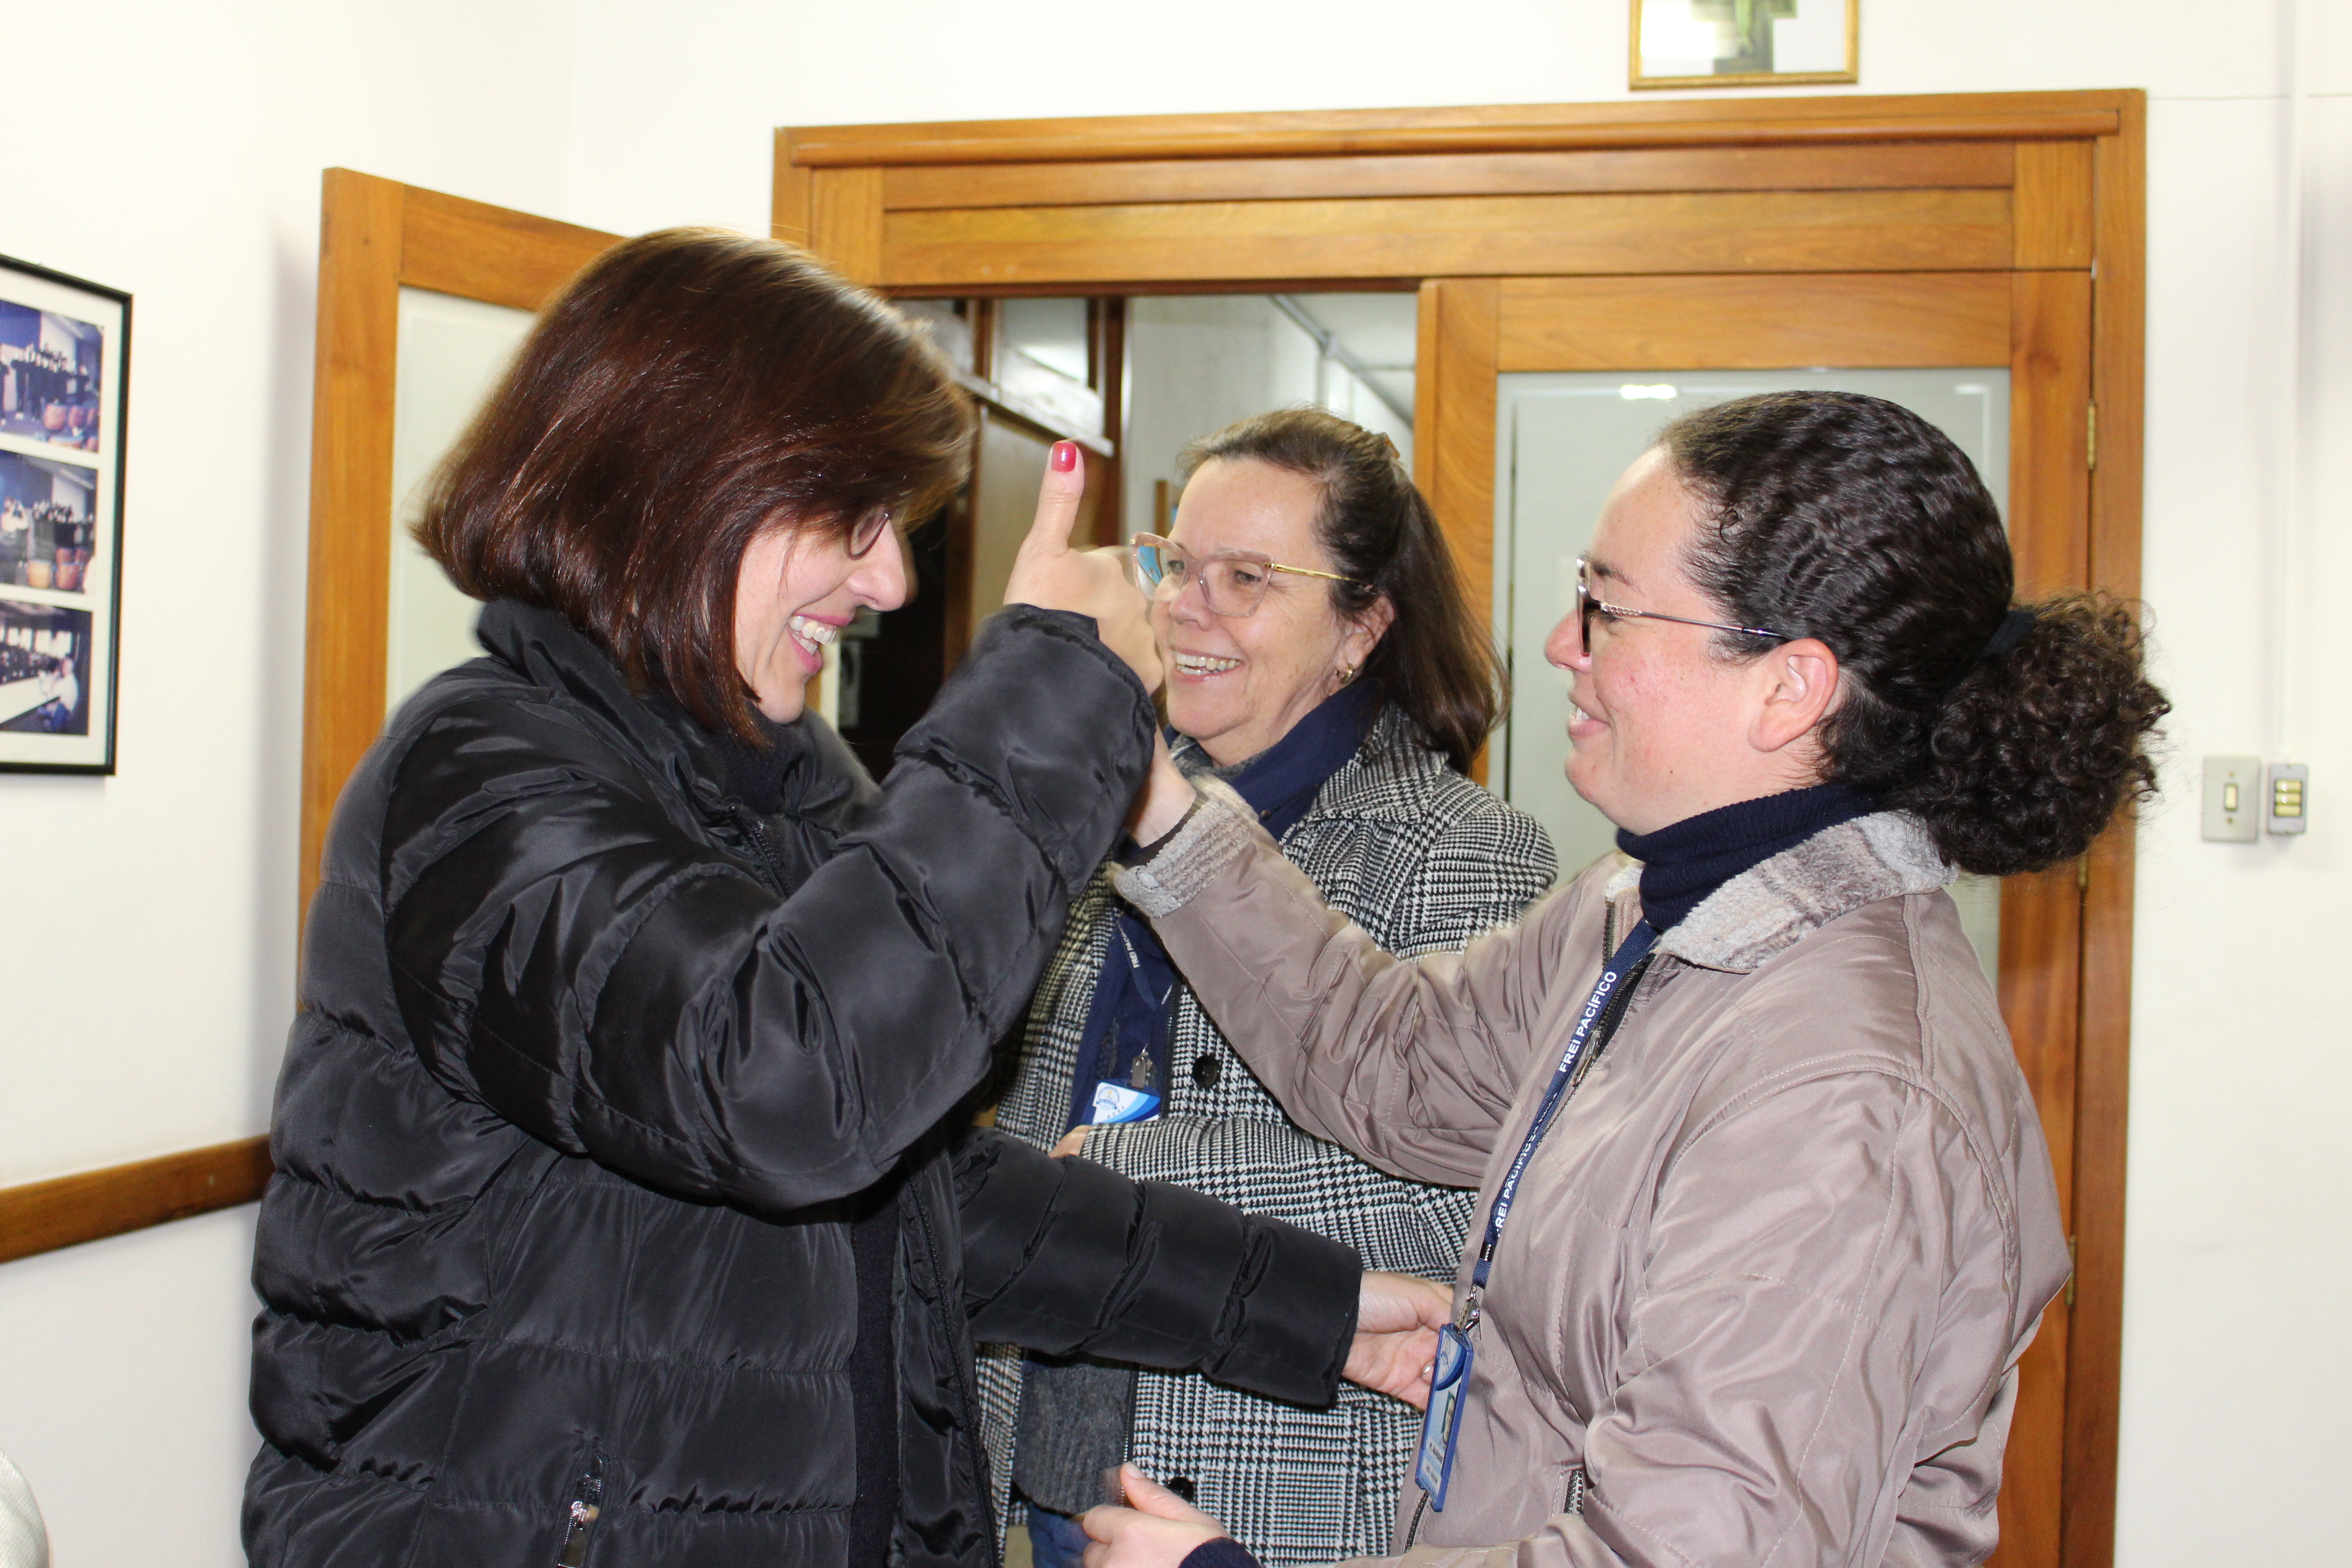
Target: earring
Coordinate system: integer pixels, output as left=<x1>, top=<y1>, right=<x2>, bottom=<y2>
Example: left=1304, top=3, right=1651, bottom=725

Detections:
left=1335, top=664, right=1358, bottom=686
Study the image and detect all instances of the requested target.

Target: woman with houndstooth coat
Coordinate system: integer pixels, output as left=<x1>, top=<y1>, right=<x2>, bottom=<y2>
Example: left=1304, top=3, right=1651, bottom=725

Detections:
left=980, top=410, right=1555, bottom=1568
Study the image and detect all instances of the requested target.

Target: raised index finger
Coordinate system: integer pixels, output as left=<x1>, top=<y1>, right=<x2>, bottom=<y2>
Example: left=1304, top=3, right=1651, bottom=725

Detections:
left=1019, top=440, right=1086, bottom=559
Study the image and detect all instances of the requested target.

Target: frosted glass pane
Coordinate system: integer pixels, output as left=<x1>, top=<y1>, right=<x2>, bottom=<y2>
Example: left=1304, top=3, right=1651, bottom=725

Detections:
left=1494, top=368, right=2009, bottom=981
left=1122, top=294, right=1415, bottom=534
left=387, top=288, right=535, bottom=714
left=1000, top=297, right=1091, bottom=384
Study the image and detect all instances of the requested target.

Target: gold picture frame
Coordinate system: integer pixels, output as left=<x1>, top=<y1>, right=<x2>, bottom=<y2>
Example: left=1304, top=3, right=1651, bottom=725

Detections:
left=1630, top=0, right=1859, bottom=89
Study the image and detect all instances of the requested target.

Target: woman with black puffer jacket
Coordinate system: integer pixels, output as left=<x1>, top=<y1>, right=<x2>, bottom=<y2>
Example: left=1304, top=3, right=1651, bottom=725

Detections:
left=245, top=230, right=1448, bottom=1568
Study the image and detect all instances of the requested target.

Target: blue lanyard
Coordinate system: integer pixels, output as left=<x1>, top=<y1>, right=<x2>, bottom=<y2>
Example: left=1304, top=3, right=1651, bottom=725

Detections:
left=1460, top=920, right=1657, bottom=1324
left=1416, top=919, right=1659, bottom=1514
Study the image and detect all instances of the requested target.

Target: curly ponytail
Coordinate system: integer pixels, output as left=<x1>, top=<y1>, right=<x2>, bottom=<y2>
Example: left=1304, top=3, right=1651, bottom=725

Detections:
left=1892, top=594, right=2168, bottom=875
left=1660, top=391, right=2170, bottom=877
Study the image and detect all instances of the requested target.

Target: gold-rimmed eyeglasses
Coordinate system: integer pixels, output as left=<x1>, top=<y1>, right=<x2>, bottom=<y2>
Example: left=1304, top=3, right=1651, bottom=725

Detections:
left=1127, top=533, right=1361, bottom=619
left=1574, top=556, right=1787, bottom=651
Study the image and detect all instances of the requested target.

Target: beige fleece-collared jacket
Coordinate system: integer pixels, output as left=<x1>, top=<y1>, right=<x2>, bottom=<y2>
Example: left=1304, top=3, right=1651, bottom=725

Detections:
left=1114, top=782, right=2071, bottom=1568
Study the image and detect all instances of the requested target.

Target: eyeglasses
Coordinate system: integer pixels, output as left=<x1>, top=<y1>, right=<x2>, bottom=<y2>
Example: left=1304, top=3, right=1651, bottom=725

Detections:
left=845, top=506, right=894, bottom=559
left=1127, top=533, right=1361, bottom=619
left=1574, top=556, right=1787, bottom=652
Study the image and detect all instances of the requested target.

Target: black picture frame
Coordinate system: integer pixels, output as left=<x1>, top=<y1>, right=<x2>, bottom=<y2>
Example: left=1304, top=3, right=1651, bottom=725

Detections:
left=0, top=252, right=127, bottom=772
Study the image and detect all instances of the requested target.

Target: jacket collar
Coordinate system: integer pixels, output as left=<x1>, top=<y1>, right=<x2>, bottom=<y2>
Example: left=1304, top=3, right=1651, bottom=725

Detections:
left=1606, top=811, right=1956, bottom=974
left=472, top=598, right=872, bottom=827
left=1307, top=706, right=1450, bottom=823
left=1171, top=701, right=1441, bottom=828
left=1176, top=704, right=1443, bottom=826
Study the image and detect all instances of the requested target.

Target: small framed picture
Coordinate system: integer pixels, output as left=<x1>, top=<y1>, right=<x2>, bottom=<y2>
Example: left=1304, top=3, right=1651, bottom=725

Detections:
left=0, top=254, right=127, bottom=771
left=1631, top=0, right=1859, bottom=89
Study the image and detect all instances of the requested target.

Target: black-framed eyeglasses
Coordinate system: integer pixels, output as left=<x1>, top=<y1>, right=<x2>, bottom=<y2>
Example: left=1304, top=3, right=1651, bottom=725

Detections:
left=1127, top=533, right=1361, bottom=619
left=1574, top=556, right=1787, bottom=652
left=845, top=506, right=895, bottom=559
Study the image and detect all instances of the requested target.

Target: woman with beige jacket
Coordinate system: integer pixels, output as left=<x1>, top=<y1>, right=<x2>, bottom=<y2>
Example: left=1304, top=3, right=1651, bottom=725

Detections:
left=1079, top=391, right=2169, bottom=1568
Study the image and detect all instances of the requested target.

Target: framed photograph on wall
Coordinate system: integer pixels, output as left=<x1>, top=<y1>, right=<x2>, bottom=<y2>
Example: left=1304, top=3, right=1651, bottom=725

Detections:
left=0, top=255, right=126, bottom=771
left=1631, top=0, right=1858, bottom=89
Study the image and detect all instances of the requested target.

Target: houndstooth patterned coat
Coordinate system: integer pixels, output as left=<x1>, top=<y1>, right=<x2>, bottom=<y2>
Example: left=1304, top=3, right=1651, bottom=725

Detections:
left=977, top=710, right=1556, bottom=1566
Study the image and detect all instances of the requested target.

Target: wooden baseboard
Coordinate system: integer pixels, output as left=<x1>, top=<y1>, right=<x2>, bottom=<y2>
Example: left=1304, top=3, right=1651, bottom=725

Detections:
left=0, top=1136, right=273, bottom=1265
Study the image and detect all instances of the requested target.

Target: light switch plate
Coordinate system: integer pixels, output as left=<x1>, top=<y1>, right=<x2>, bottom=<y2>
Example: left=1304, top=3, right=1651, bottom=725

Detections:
left=2266, top=763, right=2309, bottom=835
left=2202, top=756, right=2262, bottom=842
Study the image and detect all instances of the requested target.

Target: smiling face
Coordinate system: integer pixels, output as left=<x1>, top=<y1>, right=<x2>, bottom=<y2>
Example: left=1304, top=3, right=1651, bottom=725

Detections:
left=1543, top=447, right=1834, bottom=834
left=1157, top=457, right=1389, bottom=766
left=733, top=520, right=909, bottom=722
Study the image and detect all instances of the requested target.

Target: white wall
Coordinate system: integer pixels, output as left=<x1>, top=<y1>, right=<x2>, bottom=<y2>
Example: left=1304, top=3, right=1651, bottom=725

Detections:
left=2, top=1, right=2343, bottom=1564
left=0, top=1210, right=260, bottom=1564
left=0, top=3, right=577, bottom=1562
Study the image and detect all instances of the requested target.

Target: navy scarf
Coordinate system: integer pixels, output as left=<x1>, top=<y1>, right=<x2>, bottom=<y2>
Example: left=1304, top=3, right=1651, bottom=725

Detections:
left=1065, top=680, right=1379, bottom=1132
left=1613, top=782, right=1876, bottom=933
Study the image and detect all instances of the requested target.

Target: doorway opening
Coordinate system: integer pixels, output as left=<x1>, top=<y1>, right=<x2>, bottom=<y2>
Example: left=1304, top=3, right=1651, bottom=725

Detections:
left=833, top=291, right=1418, bottom=779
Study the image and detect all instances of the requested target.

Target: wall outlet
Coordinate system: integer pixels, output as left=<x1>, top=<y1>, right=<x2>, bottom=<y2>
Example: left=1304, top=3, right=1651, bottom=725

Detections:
left=2202, top=756, right=2262, bottom=842
left=2266, top=763, right=2309, bottom=835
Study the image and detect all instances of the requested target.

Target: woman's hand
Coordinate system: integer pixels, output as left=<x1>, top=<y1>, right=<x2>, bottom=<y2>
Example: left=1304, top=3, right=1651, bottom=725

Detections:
left=1050, top=1126, right=1091, bottom=1159
left=1080, top=1465, right=1229, bottom=1568
left=1004, top=442, right=1161, bottom=691
left=1345, top=1271, right=1453, bottom=1409
left=1127, top=732, right=1196, bottom=845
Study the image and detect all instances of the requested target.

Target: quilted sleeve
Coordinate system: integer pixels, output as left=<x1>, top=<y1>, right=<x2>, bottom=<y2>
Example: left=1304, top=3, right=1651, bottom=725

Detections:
left=379, top=608, right=1153, bottom=1214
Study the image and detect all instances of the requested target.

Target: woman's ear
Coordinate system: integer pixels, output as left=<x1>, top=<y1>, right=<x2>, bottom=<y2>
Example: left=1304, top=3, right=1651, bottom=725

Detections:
left=1342, top=594, right=1396, bottom=670
left=1750, top=637, right=1841, bottom=755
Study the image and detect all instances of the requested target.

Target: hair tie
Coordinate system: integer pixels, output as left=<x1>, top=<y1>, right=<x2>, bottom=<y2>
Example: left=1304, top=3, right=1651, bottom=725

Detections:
left=1980, top=606, right=2036, bottom=660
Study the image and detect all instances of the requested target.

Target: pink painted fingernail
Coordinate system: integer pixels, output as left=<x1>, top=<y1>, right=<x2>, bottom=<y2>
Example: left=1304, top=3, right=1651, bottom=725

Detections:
left=1051, top=441, right=1078, bottom=471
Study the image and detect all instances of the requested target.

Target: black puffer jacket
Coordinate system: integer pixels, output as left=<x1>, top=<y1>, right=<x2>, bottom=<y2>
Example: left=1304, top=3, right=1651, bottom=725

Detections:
left=246, top=601, right=1361, bottom=1568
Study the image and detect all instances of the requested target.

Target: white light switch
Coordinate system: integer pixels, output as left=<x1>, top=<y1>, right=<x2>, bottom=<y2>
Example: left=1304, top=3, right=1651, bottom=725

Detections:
left=2202, top=756, right=2262, bottom=842
left=2266, top=763, right=2308, bottom=835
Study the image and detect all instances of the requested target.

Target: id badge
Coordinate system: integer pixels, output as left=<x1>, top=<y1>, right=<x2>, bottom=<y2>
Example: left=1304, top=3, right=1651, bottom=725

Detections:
left=1413, top=1323, right=1474, bottom=1509
left=1088, top=1081, right=1162, bottom=1125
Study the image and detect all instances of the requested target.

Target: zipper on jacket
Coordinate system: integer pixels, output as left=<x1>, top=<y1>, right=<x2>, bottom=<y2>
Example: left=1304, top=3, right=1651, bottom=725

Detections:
left=1583, top=887, right=1657, bottom=1088
left=726, top=804, right=791, bottom=894
left=554, top=1449, right=604, bottom=1568
left=1569, top=954, right=1651, bottom=1091
left=906, top=1175, right=1000, bottom=1558
left=1402, top=1488, right=1432, bottom=1550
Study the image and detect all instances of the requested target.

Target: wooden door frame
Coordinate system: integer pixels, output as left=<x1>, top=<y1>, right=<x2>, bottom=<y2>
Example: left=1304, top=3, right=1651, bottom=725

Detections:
left=774, top=90, right=2145, bottom=1568
left=298, top=171, right=620, bottom=918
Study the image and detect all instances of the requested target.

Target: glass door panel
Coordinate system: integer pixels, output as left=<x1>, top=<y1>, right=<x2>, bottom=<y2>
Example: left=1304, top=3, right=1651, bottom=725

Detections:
left=386, top=286, right=534, bottom=713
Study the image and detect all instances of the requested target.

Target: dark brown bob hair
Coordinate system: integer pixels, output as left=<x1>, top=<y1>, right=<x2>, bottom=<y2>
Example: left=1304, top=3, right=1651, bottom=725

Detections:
left=416, top=227, right=973, bottom=740
left=1178, top=407, right=1505, bottom=774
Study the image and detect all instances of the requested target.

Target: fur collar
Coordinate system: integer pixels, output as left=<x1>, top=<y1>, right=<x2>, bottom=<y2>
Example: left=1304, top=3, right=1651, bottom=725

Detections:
left=1604, top=811, right=1955, bottom=974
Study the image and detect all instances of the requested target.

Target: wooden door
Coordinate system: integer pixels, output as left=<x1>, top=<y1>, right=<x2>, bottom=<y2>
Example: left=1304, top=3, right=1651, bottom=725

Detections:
left=300, top=172, right=619, bottom=916
left=779, top=92, right=2143, bottom=1568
